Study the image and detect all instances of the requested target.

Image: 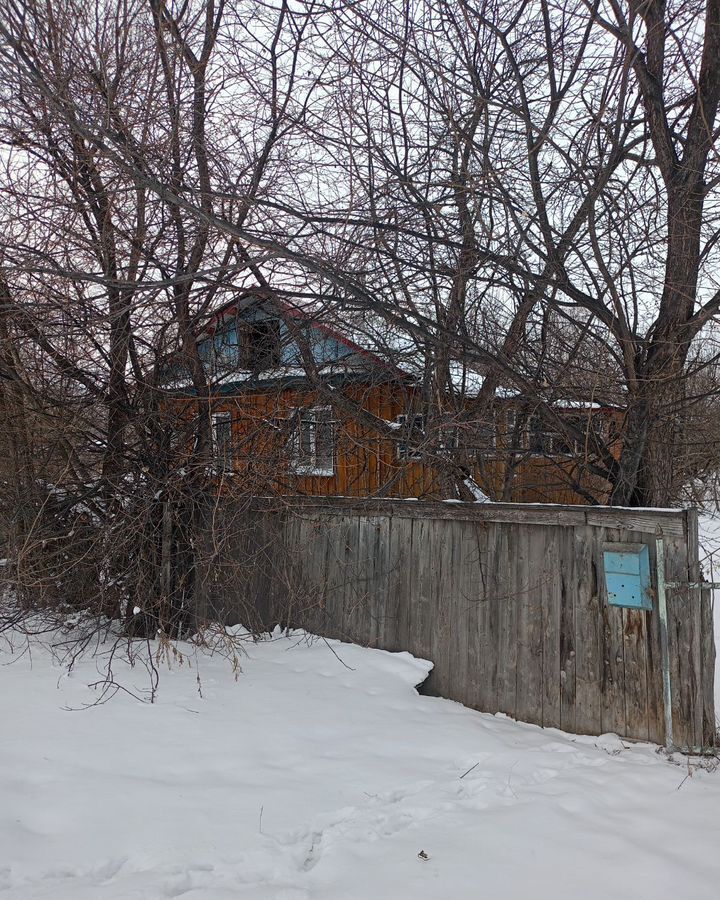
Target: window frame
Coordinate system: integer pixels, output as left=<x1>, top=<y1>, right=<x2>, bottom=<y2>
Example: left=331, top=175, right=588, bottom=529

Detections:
left=238, top=316, right=282, bottom=371
left=211, top=411, right=234, bottom=472
left=290, top=406, right=336, bottom=477
left=527, top=411, right=606, bottom=457
left=395, top=413, right=426, bottom=461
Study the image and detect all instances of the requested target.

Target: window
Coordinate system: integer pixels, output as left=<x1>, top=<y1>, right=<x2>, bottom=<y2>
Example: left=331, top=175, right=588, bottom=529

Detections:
left=501, top=409, right=525, bottom=452
left=211, top=412, right=233, bottom=471
left=291, top=407, right=335, bottom=476
left=239, top=317, right=282, bottom=370
left=395, top=414, right=426, bottom=460
left=466, top=416, right=495, bottom=454
left=440, top=427, right=459, bottom=453
left=528, top=413, right=605, bottom=456
left=528, top=414, right=555, bottom=455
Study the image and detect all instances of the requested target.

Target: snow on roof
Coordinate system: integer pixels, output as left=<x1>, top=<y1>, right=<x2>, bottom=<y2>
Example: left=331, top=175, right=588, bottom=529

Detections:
left=191, top=289, right=619, bottom=408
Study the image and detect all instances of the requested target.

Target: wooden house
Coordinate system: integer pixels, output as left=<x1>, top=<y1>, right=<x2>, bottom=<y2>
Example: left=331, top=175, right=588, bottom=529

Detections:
left=166, top=292, right=621, bottom=504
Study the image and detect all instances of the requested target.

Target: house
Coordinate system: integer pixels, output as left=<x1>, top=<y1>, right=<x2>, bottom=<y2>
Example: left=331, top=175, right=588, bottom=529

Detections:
left=165, top=291, right=621, bottom=504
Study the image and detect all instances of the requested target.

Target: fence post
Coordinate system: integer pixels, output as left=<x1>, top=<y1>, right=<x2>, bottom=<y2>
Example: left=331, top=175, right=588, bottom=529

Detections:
left=655, top=534, right=674, bottom=750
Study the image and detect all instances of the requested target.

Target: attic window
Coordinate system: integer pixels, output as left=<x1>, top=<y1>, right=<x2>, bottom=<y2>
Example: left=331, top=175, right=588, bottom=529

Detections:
left=240, top=318, right=281, bottom=370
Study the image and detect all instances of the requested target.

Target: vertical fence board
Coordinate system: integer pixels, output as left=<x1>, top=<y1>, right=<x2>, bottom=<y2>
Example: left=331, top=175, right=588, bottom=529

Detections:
left=411, top=517, right=435, bottom=666
left=559, top=525, right=577, bottom=733
left=540, top=526, right=562, bottom=729
left=644, top=535, right=665, bottom=745
left=278, top=512, right=303, bottom=629
left=387, top=516, right=413, bottom=652
left=573, top=526, right=601, bottom=736
left=701, top=586, right=717, bottom=746
left=665, top=533, right=696, bottom=748
left=599, top=527, right=626, bottom=737
left=339, top=517, right=363, bottom=642
left=686, top=511, right=705, bottom=748
left=441, top=521, right=464, bottom=704
left=496, top=524, right=519, bottom=719
left=320, top=515, right=348, bottom=640
left=425, top=519, right=457, bottom=697
left=364, top=516, right=390, bottom=648
left=472, top=521, right=495, bottom=713
left=622, top=606, right=650, bottom=741
left=516, top=525, right=543, bottom=727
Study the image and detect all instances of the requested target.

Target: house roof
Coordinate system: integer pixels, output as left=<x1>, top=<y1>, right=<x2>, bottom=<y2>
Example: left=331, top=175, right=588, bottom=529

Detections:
left=181, top=289, right=621, bottom=410
left=198, top=289, right=416, bottom=383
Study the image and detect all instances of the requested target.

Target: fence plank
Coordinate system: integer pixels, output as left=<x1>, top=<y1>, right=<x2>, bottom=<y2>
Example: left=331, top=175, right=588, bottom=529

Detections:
left=686, top=511, right=705, bottom=748
left=410, top=517, right=435, bottom=666
left=559, top=525, right=577, bottom=733
left=386, top=516, right=413, bottom=652
left=540, top=526, right=562, bottom=729
left=599, top=530, right=627, bottom=737
left=252, top=495, right=688, bottom=535
left=496, top=524, right=519, bottom=719
left=573, top=526, right=601, bottom=736
left=425, top=518, right=457, bottom=698
left=664, top=532, right=696, bottom=748
left=320, top=515, right=349, bottom=641
left=622, top=607, right=650, bottom=741
left=470, top=521, right=494, bottom=712
left=339, top=516, right=363, bottom=643
left=516, top=525, right=543, bottom=727
left=701, top=586, right=717, bottom=746
left=364, top=516, right=390, bottom=649
left=643, top=536, right=665, bottom=744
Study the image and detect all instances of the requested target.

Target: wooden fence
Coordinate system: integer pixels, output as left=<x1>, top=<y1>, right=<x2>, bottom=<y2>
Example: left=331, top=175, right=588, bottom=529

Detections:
left=196, top=497, right=716, bottom=750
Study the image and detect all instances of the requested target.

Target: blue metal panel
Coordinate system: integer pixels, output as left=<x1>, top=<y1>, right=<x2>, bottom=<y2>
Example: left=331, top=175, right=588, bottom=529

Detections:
left=603, top=544, right=652, bottom=610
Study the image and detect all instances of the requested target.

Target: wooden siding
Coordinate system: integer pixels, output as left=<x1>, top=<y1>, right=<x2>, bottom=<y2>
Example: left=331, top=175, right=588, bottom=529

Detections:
left=196, top=496, right=716, bottom=750
left=195, top=381, right=618, bottom=504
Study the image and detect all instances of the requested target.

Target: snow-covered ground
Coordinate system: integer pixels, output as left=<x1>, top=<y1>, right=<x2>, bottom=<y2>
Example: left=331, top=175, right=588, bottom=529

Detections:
left=1, top=623, right=719, bottom=900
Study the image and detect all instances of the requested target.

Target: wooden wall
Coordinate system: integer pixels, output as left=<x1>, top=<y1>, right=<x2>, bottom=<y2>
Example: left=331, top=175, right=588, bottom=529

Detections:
left=196, top=497, right=716, bottom=750
left=206, top=382, right=617, bottom=504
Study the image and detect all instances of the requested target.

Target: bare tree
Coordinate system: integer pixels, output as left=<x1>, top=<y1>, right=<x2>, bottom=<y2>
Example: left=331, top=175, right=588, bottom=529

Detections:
left=1, top=0, right=720, bottom=651
left=0, top=0, right=318, bottom=639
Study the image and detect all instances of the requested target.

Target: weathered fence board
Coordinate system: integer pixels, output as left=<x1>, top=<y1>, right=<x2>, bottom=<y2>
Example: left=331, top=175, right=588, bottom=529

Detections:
left=572, top=526, right=597, bottom=735
left=200, top=496, right=716, bottom=749
left=559, top=526, right=577, bottom=733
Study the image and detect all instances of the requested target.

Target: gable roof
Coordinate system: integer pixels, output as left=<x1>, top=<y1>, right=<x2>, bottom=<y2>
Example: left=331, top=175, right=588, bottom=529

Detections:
left=180, top=289, right=621, bottom=410
left=197, top=289, right=414, bottom=384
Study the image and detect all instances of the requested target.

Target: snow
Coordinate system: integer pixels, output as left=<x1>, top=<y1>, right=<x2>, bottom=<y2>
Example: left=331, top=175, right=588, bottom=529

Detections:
left=463, top=476, right=491, bottom=502
left=1, top=626, right=720, bottom=899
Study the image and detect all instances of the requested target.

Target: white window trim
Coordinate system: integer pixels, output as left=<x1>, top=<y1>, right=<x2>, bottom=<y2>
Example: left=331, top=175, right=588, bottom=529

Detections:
left=290, top=406, right=336, bottom=477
